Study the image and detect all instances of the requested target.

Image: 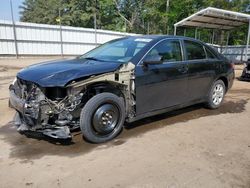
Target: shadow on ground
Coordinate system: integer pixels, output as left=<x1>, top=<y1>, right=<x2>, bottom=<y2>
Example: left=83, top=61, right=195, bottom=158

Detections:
left=0, top=98, right=248, bottom=161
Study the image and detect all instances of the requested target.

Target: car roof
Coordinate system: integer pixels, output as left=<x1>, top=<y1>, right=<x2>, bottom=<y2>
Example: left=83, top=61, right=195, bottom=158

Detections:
left=128, top=35, right=202, bottom=42
left=126, top=35, right=223, bottom=62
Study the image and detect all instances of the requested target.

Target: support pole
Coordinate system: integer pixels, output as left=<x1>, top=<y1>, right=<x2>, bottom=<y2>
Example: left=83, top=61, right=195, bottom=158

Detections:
left=212, top=30, right=215, bottom=45
left=59, top=9, right=63, bottom=57
left=245, top=20, right=250, bottom=61
left=94, top=0, right=98, bottom=47
left=226, top=32, right=230, bottom=47
left=174, top=26, right=177, bottom=36
left=184, top=28, right=186, bottom=36
left=94, top=12, right=97, bottom=46
left=195, top=28, right=198, bottom=39
left=241, top=46, right=244, bottom=62
left=147, top=22, right=149, bottom=35
left=10, top=0, right=18, bottom=58
left=166, top=0, right=169, bottom=34
left=225, top=31, right=230, bottom=60
left=125, top=20, right=127, bottom=33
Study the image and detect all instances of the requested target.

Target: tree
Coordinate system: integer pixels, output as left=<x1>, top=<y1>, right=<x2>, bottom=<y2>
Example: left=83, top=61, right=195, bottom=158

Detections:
left=20, top=0, right=64, bottom=25
left=20, top=0, right=97, bottom=28
left=19, top=0, right=250, bottom=44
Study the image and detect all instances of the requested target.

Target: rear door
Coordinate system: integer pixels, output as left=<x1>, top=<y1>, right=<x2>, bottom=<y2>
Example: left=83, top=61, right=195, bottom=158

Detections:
left=135, top=39, right=188, bottom=115
left=183, top=40, right=217, bottom=101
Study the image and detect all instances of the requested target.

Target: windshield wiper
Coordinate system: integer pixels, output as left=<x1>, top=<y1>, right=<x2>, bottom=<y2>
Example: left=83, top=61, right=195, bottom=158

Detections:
left=82, top=57, right=120, bottom=63
left=84, top=57, right=105, bottom=61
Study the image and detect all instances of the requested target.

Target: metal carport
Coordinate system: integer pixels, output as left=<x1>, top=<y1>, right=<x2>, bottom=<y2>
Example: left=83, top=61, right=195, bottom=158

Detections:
left=174, top=7, right=250, bottom=61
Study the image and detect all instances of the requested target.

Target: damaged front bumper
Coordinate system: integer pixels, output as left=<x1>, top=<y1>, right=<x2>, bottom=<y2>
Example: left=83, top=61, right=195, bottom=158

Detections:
left=13, top=112, right=71, bottom=139
left=9, top=80, right=81, bottom=140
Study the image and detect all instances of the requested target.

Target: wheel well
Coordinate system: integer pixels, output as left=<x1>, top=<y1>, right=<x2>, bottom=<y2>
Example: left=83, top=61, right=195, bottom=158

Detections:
left=88, top=82, right=124, bottom=96
left=217, top=77, right=228, bottom=91
left=81, top=82, right=125, bottom=104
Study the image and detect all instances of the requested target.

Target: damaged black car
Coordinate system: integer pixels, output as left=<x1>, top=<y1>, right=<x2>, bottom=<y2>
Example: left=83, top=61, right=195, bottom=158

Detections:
left=240, top=59, right=250, bottom=81
left=9, top=35, right=235, bottom=143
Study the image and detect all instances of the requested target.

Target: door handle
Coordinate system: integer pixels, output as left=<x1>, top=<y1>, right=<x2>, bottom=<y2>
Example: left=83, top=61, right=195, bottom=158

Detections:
left=178, top=65, right=188, bottom=73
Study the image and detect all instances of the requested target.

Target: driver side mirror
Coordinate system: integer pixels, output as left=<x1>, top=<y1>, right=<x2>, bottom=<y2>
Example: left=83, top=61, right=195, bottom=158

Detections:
left=143, top=55, right=163, bottom=65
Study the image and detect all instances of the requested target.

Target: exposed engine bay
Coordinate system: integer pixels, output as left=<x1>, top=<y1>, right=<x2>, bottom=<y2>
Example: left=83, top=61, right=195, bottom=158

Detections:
left=9, top=63, right=135, bottom=139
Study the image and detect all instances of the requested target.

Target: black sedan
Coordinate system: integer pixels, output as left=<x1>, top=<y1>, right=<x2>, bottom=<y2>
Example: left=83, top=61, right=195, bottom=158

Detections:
left=240, top=59, right=250, bottom=81
left=9, top=35, right=235, bottom=143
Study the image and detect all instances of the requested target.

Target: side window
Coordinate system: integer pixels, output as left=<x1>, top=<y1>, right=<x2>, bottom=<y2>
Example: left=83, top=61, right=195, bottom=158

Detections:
left=145, top=40, right=182, bottom=62
left=205, top=47, right=217, bottom=59
left=184, top=41, right=206, bottom=60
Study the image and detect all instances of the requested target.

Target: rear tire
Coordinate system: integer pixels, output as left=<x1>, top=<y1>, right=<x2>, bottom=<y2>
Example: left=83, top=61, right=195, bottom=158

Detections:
left=80, top=92, right=125, bottom=143
left=206, top=80, right=225, bottom=109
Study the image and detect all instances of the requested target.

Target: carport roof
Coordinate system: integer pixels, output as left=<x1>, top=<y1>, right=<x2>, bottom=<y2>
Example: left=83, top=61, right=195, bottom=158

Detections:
left=174, top=7, right=250, bottom=30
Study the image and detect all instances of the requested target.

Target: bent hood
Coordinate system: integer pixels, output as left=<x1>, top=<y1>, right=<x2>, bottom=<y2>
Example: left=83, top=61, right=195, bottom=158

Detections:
left=17, top=58, right=123, bottom=87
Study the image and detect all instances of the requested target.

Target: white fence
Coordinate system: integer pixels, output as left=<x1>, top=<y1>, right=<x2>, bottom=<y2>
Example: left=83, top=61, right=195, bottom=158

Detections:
left=220, top=45, right=250, bottom=62
left=211, top=45, right=249, bottom=63
left=0, top=20, right=136, bottom=56
left=0, top=19, right=249, bottom=62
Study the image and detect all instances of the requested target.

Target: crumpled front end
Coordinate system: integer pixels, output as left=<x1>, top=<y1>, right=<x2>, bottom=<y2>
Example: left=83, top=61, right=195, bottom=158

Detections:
left=9, top=62, right=136, bottom=140
left=9, top=78, right=83, bottom=139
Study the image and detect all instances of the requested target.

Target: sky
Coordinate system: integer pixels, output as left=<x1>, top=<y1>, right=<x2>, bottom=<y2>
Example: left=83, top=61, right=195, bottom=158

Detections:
left=0, top=0, right=24, bottom=21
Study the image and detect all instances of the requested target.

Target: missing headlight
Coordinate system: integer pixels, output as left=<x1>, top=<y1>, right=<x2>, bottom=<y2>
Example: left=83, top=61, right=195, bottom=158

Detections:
left=45, top=87, right=67, bottom=100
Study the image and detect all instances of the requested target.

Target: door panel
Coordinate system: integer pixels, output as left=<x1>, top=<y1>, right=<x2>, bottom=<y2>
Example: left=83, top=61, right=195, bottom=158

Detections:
left=135, top=39, right=190, bottom=115
left=183, top=40, right=217, bottom=101
left=187, top=60, right=215, bottom=101
left=135, top=62, right=188, bottom=115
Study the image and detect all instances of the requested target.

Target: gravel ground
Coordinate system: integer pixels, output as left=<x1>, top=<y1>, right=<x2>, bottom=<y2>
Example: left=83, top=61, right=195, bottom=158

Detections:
left=0, top=58, right=250, bottom=188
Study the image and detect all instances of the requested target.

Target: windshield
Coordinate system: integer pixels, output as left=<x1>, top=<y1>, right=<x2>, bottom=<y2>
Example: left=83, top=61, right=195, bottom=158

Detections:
left=79, top=37, right=152, bottom=63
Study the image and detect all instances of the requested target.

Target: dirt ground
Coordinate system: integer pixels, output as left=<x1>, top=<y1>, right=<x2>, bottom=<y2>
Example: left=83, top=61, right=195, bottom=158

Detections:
left=0, top=57, right=250, bottom=188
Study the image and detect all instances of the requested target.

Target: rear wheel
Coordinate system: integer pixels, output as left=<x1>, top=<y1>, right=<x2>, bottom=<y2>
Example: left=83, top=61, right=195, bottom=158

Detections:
left=80, top=92, right=125, bottom=143
left=206, top=80, right=225, bottom=109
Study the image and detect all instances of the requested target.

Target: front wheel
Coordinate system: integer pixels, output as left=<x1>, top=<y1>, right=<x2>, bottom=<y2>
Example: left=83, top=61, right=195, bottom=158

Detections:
left=206, top=80, right=226, bottom=109
left=80, top=92, right=125, bottom=143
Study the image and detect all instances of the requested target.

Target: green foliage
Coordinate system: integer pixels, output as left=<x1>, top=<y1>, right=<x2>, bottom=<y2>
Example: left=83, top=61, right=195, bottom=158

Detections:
left=20, top=0, right=250, bottom=44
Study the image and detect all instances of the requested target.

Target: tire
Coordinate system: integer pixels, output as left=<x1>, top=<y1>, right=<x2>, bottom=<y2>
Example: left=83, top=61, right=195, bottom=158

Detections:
left=80, top=92, right=125, bottom=143
left=206, top=80, right=226, bottom=109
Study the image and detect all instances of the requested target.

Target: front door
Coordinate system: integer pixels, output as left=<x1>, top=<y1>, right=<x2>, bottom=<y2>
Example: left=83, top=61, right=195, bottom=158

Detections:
left=135, top=39, right=188, bottom=115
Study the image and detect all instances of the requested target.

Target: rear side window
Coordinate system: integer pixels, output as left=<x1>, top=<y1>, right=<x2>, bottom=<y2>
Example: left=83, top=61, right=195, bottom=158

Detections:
left=205, top=47, right=217, bottom=59
left=146, top=40, right=182, bottom=62
left=184, top=41, right=206, bottom=60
